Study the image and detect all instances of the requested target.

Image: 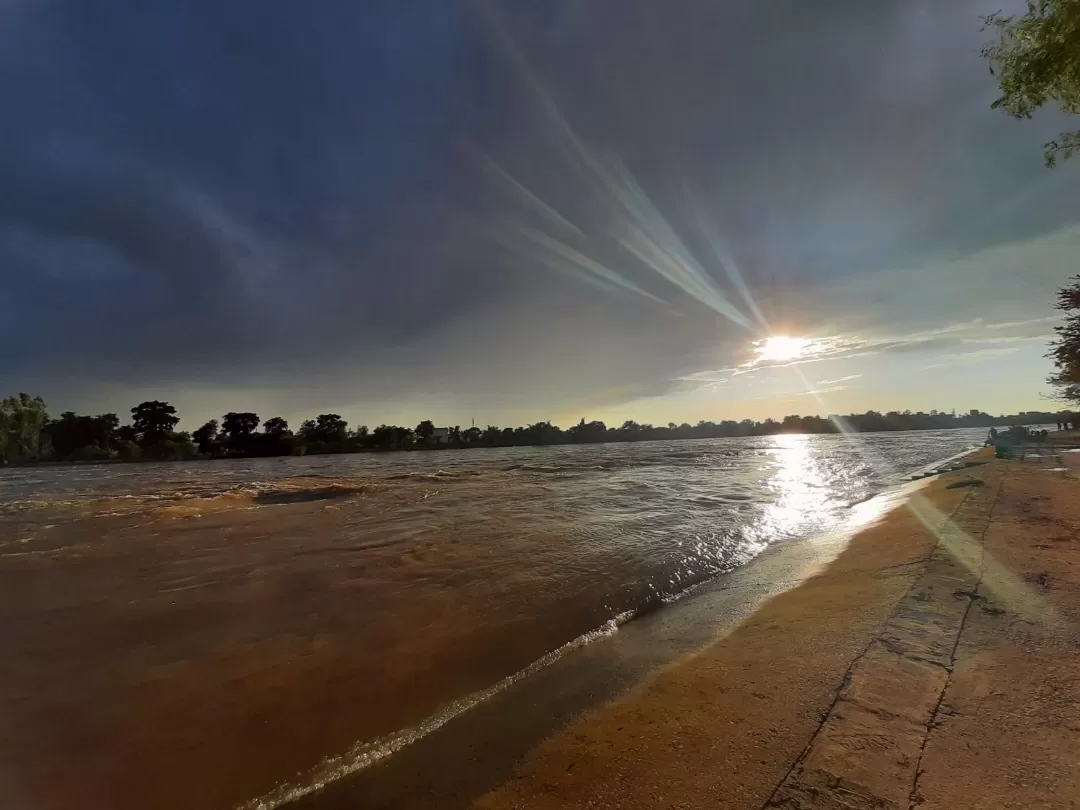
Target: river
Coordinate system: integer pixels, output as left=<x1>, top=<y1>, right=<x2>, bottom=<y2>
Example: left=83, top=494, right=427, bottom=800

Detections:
left=0, top=429, right=986, bottom=810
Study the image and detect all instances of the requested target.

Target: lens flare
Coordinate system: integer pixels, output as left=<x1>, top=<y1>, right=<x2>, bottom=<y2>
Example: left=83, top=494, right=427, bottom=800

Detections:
left=755, top=336, right=811, bottom=363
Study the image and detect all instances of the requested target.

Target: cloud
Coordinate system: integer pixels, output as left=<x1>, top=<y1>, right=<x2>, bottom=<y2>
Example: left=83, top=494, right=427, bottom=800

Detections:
left=0, top=0, right=1077, bottom=425
left=688, top=315, right=1052, bottom=377
left=816, top=375, right=863, bottom=385
left=799, top=385, right=851, bottom=396
left=923, top=347, right=1021, bottom=369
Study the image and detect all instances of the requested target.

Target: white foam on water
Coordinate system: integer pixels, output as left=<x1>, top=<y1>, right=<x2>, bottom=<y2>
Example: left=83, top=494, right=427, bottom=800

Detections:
left=235, top=610, right=635, bottom=810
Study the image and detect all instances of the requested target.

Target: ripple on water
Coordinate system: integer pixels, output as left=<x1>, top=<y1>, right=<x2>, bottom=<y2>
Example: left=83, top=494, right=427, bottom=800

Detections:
left=0, top=431, right=988, bottom=810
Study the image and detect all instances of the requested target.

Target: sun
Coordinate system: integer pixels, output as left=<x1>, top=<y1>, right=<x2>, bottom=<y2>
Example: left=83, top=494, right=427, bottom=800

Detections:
left=755, top=335, right=811, bottom=363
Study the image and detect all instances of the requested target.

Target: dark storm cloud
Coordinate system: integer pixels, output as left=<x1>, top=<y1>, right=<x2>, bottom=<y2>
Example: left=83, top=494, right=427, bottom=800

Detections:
left=1, top=0, right=1076, bottom=422
left=0, top=1, right=492, bottom=380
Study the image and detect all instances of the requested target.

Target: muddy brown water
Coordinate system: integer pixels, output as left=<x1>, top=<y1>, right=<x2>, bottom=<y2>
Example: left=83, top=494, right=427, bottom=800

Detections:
left=0, top=431, right=985, bottom=810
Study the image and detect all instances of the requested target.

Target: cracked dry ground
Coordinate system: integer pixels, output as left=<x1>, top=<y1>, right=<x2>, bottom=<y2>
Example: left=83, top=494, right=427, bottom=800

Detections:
left=474, top=448, right=1080, bottom=810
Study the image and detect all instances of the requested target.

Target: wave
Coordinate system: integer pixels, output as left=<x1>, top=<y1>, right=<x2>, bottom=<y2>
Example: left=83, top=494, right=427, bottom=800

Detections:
left=502, top=462, right=617, bottom=473
left=384, top=469, right=485, bottom=481
left=499, top=450, right=739, bottom=474
left=1, top=446, right=755, bottom=513
left=234, top=610, right=635, bottom=810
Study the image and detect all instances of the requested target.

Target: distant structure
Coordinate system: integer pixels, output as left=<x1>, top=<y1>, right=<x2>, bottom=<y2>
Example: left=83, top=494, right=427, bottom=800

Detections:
left=432, top=427, right=451, bottom=445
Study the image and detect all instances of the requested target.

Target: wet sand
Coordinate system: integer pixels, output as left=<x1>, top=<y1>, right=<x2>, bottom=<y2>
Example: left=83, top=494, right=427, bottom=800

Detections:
left=473, top=442, right=1080, bottom=809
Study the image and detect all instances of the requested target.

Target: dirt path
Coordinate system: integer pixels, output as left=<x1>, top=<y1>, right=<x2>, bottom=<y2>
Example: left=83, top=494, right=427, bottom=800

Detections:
left=474, top=447, right=1080, bottom=809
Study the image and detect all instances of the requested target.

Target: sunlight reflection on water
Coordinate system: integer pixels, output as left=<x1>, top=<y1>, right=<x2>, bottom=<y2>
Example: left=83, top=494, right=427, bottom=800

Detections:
left=0, top=430, right=991, bottom=810
left=763, top=433, right=831, bottom=538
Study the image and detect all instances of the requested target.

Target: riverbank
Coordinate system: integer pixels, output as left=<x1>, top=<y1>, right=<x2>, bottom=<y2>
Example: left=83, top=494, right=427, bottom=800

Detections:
left=474, top=441, right=1080, bottom=809
left=2, top=421, right=1063, bottom=470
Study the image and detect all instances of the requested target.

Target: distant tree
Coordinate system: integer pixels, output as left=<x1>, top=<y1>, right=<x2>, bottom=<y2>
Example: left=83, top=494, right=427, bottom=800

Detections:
left=221, top=412, right=260, bottom=454
left=68, top=444, right=112, bottom=461
left=415, top=420, right=435, bottom=444
left=317, top=414, right=348, bottom=444
left=299, top=414, right=348, bottom=448
left=463, top=426, right=482, bottom=445
left=0, top=393, right=49, bottom=464
left=519, top=421, right=561, bottom=445
left=393, top=426, right=414, bottom=448
left=115, top=424, right=139, bottom=443
left=0, top=409, right=8, bottom=464
left=131, top=401, right=179, bottom=447
left=252, top=417, right=291, bottom=456
left=368, top=424, right=413, bottom=450
left=371, top=424, right=396, bottom=449
left=1049, top=275, right=1080, bottom=402
left=568, top=418, right=607, bottom=444
left=346, top=425, right=370, bottom=451
left=43, top=411, right=119, bottom=459
left=262, top=417, right=291, bottom=439
left=143, top=432, right=198, bottom=461
left=114, top=439, right=142, bottom=460
left=983, top=2, right=1080, bottom=166
left=192, top=420, right=220, bottom=455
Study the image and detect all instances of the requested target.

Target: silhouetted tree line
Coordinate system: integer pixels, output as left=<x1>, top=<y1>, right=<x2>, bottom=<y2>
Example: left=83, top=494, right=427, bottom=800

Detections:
left=0, top=394, right=1070, bottom=465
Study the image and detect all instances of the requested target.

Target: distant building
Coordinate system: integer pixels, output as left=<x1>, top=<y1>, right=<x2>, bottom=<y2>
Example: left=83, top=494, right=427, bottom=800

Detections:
left=432, top=427, right=451, bottom=445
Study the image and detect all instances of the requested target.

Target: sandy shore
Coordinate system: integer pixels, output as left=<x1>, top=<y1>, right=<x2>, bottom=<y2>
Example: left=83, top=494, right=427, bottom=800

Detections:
left=475, top=441, right=1080, bottom=809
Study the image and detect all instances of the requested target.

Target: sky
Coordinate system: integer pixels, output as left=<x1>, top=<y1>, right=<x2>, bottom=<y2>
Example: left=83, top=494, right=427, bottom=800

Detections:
left=2, top=0, right=1078, bottom=430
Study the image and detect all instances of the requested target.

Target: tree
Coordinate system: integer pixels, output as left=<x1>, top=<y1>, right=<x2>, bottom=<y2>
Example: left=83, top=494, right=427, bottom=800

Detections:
left=221, top=412, right=260, bottom=454
left=1048, top=275, right=1080, bottom=402
left=131, top=401, right=179, bottom=447
left=43, top=412, right=119, bottom=459
left=192, top=420, right=219, bottom=454
left=371, top=424, right=397, bottom=449
left=316, top=414, right=348, bottom=444
left=568, top=418, right=607, bottom=443
left=114, top=439, right=142, bottom=460
left=262, top=417, right=291, bottom=439
left=142, top=432, right=198, bottom=461
left=519, top=421, right=561, bottom=445
left=0, top=393, right=49, bottom=464
left=415, top=420, right=435, bottom=444
left=983, top=2, right=1080, bottom=166
left=299, top=414, right=348, bottom=447
left=116, top=424, right=139, bottom=443
left=97, top=413, right=120, bottom=447
left=346, top=425, right=370, bottom=451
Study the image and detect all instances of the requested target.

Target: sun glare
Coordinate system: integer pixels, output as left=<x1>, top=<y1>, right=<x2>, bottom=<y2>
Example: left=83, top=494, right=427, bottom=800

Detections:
left=756, top=336, right=811, bottom=363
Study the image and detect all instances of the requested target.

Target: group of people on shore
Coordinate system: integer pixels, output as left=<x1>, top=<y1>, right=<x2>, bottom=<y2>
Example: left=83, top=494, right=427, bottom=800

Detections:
left=986, top=423, right=1060, bottom=458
